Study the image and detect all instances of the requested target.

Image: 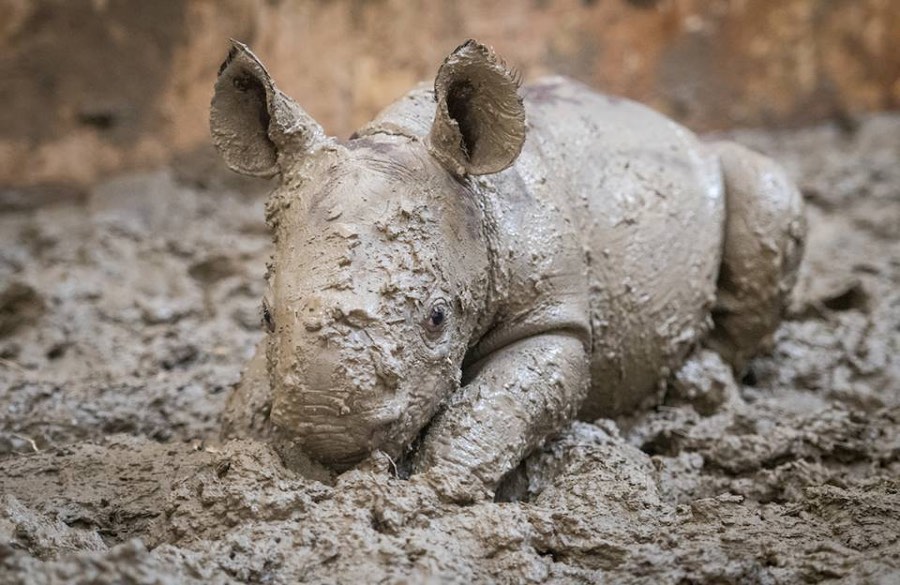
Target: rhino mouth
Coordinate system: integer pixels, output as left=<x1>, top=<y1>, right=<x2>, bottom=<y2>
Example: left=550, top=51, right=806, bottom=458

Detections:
left=301, top=438, right=370, bottom=471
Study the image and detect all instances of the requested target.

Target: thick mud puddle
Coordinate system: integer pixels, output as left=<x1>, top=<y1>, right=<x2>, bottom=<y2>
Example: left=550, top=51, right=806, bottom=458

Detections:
left=1, top=116, right=898, bottom=583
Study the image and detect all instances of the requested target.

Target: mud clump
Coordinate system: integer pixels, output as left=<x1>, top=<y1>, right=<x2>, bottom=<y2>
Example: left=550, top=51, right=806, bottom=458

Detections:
left=0, top=281, right=44, bottom=338
left=1, top=115, right=899, bottom=583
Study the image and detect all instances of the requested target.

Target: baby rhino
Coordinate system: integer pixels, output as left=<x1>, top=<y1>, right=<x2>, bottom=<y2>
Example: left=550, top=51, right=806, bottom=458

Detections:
left=215, top=40, right=805, bottom=495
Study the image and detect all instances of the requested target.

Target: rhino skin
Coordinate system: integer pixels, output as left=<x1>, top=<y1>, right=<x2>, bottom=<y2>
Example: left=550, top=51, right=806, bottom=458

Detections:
left=213, top=39, right=805, bottom=497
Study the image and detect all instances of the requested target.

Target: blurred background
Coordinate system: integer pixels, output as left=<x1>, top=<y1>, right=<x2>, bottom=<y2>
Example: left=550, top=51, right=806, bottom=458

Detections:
left=1, top=0, right=898, bottom=191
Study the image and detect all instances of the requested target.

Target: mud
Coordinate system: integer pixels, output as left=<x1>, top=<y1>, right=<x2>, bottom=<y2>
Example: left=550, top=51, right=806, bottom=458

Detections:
left=1, top=114, right=899, bottom=583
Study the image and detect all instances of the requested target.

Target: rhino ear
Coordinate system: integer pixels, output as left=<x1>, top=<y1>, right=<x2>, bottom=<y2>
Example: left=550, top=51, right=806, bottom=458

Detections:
left=210, top=40, right=326, bottom=178
left=427, top=40, right=526, bottom=177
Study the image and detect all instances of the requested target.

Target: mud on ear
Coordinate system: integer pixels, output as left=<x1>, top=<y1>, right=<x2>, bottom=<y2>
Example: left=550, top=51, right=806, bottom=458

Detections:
left=210, top=40, right=326, bottom=178
left=427, top=40, right=526, bottom=177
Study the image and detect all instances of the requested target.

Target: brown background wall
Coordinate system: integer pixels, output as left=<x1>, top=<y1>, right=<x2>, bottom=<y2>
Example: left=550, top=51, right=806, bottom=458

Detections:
left=1, top=0, right=898, bottom=188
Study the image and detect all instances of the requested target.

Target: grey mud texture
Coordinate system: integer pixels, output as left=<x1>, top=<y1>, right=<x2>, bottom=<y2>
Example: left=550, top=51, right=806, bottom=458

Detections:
left=1, top=61, right=899, bottom=585
left=212, top=41, right=805, bottom=493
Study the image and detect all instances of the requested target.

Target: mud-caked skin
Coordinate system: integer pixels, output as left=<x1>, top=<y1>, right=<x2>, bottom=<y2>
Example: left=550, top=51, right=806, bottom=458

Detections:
left=213, top=40, right=805, bottom=495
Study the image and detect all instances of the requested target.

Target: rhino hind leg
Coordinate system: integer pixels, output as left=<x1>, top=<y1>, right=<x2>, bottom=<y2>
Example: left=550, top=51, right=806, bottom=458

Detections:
left=704, top=141, right=806, bottom=375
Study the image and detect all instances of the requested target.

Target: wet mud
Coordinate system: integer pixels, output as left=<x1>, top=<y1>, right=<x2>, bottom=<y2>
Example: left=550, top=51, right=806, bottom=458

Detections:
left=1, top=115, right=899, bottom=583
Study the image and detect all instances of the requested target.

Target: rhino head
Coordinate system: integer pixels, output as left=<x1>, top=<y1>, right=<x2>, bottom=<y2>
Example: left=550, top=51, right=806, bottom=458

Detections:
left=210, top=40, right=526, bottom=468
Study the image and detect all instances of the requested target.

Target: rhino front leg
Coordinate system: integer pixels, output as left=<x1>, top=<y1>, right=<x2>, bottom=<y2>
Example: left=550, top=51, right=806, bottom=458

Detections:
left=412, top=333, right=590, bottom=498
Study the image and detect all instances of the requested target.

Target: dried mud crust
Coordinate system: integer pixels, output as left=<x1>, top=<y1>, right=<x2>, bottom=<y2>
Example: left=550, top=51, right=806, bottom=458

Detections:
left=1, top=116, right=899, bottom=584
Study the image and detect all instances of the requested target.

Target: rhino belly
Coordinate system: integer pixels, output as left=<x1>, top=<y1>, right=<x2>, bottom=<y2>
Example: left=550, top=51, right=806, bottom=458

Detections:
left=580, top=180, right=724, bottom=420
left=581, top=144, right=725, bottom=418
left=520, top=78, right=726, bottom=418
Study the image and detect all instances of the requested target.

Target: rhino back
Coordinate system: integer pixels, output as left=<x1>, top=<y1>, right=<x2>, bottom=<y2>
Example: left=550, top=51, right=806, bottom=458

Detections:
left=519, top=77, right=725, bottom=417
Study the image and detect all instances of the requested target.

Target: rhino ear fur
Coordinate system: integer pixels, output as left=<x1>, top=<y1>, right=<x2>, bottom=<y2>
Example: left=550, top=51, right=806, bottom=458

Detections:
left=210, top=40, right=326, bottom=178
left=427, top=40, right=526, bottom=177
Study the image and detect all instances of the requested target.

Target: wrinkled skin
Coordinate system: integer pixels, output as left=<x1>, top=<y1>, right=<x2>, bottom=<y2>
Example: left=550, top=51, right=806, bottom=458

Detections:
left=214, top=40, right=805, bottom=495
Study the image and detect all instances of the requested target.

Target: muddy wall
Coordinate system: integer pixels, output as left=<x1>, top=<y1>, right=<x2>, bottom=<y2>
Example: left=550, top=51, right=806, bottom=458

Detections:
left=2, top=0, right=898, bottom=188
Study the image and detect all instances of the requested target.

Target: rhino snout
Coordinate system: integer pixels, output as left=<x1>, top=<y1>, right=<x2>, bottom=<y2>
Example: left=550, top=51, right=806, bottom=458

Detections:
left=268, top=310, right=409, bottom=466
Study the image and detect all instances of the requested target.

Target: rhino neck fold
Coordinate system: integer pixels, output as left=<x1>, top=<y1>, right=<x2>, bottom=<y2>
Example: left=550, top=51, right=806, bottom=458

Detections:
left=465, top=174, right=508, bottom=355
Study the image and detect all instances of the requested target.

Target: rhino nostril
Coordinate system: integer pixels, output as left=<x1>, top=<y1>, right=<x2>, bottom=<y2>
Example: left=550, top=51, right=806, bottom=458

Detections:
left=262, top=300, right=275, bottom=332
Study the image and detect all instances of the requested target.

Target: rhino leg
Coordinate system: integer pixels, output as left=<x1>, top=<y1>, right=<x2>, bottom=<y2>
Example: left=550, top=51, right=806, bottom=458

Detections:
left=705, top=141, right=806, bottom=375
left=221, top=339, right=274, bottom=440
left=412, top=333, right=590, bottom=498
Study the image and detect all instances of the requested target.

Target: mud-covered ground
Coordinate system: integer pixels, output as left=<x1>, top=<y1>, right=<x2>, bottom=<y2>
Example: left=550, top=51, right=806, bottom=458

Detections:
left=1, top=115, right=898, bottom=584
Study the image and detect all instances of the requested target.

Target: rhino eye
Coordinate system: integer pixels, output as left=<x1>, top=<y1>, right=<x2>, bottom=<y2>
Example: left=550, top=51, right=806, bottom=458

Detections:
left=429, top=306, right=445, bottom=328
left=423, top=299, right=450, bottom=335
left=262, top=300, right=275, bottom=333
